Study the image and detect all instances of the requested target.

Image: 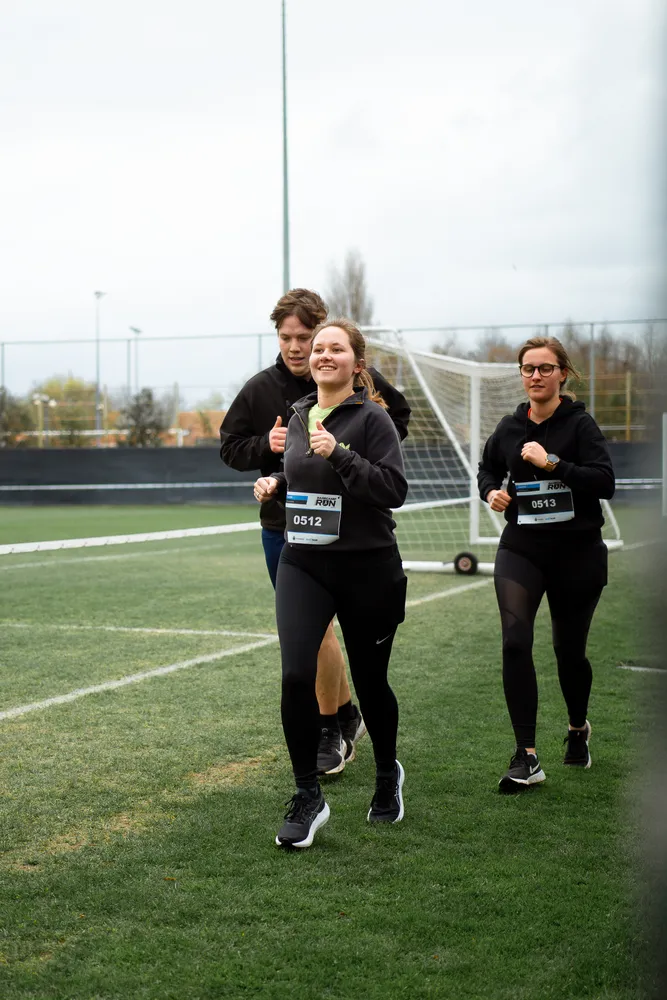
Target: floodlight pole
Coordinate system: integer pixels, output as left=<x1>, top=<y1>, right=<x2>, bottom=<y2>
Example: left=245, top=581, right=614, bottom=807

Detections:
left=281, top=0, right=290, bottom=293
left=94, top=291, right=106, bottom=446
left=130, top=327, right=142, bottom=393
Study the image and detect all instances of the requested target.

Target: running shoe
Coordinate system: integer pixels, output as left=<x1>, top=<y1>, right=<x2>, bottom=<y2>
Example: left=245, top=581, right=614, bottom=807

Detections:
left=317, top=727, right=346, bottom=775
left=563, top=720, right=592, bottom=768
left=275, top=789, right=330, bottom=848
left=368, top=760, right=405, bottom=823
left=498, top=748, right=546, bottom=793
left=340, top=706, right=367, bottom=763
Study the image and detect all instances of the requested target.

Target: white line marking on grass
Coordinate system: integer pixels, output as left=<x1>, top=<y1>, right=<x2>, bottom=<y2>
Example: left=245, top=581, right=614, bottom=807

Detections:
left=0, top=520, right=260, bottom=557
left=406, top=579, right=492, bottom=608
left=618, top=664, right=667, bottom=674
left=0, top=637, right=279, bottom=722
left=0, top=623, right=276, bottom=639
left=616, top=539, right=663, bottom=553
left=0, top=544, right=235, bottom=572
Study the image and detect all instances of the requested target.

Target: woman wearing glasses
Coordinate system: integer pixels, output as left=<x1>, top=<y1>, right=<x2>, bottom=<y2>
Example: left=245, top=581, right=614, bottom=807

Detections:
left=477, top=336, right=615, bottom=792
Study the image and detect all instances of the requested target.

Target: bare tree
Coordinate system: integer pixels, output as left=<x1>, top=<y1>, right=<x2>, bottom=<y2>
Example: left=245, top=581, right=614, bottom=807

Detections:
left=118, top=389, right=170, bottom=447
left=325, top=249, right=374, bottom=325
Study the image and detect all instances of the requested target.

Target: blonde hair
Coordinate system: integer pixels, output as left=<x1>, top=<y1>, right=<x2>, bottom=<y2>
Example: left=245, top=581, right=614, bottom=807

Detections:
left=517, top=336, right=582, bottom=400
left=311, top=317, right=388, bottom=408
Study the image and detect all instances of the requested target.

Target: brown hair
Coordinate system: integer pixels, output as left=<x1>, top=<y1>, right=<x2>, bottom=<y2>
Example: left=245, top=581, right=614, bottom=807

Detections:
left=270, top=288, right=327, bottom=332
left=517, top=336, right=582, bottom=399
left=311, top=317, right=388, bottom=409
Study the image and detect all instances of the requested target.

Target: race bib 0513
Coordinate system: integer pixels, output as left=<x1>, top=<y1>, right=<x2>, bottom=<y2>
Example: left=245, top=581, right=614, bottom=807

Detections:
left=286, top=491, right=342, bottom=545
left=515, top=480, right=574, bottom=525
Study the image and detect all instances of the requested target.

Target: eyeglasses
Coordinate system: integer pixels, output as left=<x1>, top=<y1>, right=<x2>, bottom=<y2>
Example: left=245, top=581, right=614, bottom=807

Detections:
left=519, top=363, right=562, bottom=377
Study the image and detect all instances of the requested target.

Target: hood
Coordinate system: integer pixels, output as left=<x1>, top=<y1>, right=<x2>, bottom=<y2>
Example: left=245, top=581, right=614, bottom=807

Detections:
left=291, top=387, right=368, bottom=418
left=512, top=396, right=587, bottom=422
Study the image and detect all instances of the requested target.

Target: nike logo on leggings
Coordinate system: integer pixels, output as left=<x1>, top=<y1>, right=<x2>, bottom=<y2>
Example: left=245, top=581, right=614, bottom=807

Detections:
left=375, top=633, right=393, bottom=645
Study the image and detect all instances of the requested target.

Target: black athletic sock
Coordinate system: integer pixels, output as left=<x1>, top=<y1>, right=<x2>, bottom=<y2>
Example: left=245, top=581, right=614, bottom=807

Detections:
left=375, top=760, right=398, bottom=777
left=337, top=700, right=355, bottom=722
left=319, top=713, right=340, bottom=731
left=296, top=782, right=320, bottom=798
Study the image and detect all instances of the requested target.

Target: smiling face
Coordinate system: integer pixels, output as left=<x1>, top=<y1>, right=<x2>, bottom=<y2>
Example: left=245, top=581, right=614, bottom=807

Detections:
left=310, top=326, right=362, bottom=390
left=277, top=315, right=314, bottom=377
left=520, top=346, right=567, bottom=406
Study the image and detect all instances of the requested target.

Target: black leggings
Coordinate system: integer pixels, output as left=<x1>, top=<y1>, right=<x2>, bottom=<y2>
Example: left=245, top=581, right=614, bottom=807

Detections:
left=276, top=543, right=407, bottom=787
left=494, top=535, right=607, bottom=748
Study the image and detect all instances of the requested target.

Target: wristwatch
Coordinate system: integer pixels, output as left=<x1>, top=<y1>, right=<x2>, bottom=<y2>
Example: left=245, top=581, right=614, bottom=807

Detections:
left=544, top=453, right=560, bottom=472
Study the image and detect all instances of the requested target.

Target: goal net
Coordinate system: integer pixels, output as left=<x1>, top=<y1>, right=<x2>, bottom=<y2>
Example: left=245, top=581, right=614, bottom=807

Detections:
left=364, top=328, right=622, bottom=573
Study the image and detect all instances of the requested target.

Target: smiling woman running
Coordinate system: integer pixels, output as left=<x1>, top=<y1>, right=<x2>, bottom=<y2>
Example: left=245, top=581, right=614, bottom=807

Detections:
left=477, top=336, right=615, bottom=793
left=254, top=318, right=408, bottom=847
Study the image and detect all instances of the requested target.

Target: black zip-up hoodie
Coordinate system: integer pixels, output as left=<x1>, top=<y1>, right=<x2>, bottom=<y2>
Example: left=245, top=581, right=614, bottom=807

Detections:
left=270, top=388, right=408, bottom=551
left=219, top=356, right=410, bottom=531
left=477, top=397, right=615, bottom=534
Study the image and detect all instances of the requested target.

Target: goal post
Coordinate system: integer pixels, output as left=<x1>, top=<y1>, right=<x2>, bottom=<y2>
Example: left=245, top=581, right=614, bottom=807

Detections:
left=363, top=327, right=622, bottom=573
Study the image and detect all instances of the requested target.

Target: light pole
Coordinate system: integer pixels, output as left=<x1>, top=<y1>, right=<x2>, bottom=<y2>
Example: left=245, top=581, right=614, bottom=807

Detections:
left=130, top=327, right=142, bottom=394
left=32, top=393, right=55, bottom=447
left=281, top=0, right=290, bottom=293
left=94, top=290, right=106, bottom=445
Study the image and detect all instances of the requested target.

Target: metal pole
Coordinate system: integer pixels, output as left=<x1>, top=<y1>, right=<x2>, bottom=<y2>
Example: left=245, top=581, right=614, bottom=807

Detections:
left=94, top=291, right=105, bottom=445
left=663, top=413, right=667, bottom=518
left=469, top=374, right=481, bottom=545
left=126, top=339, right=131, bottom=399
left=130, top=327, right=142, bottom=393
left=281, top=0, right=290, bottom=293
left=589, top=322, right=595, bottom=418
left=625, top=370, right=632, bottom=441
left=1, top=342, right=4, bottom=388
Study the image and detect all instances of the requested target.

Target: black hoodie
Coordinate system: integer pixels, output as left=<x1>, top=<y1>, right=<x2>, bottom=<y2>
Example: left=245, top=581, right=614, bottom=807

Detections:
left=477, top=397, right=615, bottom=534
left=219, top=356, right=410, bottom=531
left=270, top=388, right=408, bottom=552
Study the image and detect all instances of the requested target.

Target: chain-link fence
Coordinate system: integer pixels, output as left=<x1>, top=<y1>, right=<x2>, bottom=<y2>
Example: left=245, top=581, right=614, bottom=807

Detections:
left=2, top=318, right=665, bottom=445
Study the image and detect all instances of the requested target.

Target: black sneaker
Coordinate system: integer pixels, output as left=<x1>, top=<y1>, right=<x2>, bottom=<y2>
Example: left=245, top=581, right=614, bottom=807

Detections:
left=367, top=760, right=405, bottom=823
left=317, top=727, right=346, bottom=775
left=498, top=748, right=546, bottom=793
left=563, top=720, right=592, bottom=767
left=340, top=706, right=367, bottom=763
left=275, top=789, right=330, bottom=848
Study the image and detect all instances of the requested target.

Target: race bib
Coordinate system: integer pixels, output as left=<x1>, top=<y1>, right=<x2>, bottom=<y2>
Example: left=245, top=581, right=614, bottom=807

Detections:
left=515, top=480, right=574, bottom=525
left=286, top=491, right=342, bottom=545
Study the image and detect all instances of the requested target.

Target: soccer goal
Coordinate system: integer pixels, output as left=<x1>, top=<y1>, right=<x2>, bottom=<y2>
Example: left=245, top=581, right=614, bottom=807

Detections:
left=364, top=328, right=622, bottom=574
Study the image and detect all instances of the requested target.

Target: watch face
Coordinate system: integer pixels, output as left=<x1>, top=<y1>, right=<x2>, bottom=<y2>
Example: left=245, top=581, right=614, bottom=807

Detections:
left=547, top=454, right=559, bottom=464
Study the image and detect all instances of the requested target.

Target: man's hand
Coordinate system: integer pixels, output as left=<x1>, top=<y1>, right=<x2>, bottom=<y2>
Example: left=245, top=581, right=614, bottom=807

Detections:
left=310, top=420, right=336, bottom=459
left=520, top=442, right=549, bottom=469
left=269, top=416, right=288, bottom=454
left=254, top=477, right=279, bottom=503
left=486, top=489, right=512, bottom=512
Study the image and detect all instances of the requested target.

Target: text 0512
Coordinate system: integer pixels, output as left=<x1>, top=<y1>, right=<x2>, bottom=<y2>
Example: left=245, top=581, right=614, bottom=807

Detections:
left=291, top=514, right=323, bottom=526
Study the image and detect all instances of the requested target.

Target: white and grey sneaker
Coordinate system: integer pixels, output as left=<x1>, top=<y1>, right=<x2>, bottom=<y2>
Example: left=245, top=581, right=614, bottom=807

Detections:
left=498, top=748, right=546, bottom=793
left=317, top=727, right=346, bottom=775
left=275, top=789, right=330, bottom=848
left=563, top=720, right=592, bottom=768
left=340, top=707, right=367, bottom=763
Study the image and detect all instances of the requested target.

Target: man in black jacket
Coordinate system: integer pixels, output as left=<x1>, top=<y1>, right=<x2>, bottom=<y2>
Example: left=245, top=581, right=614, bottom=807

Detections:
left=220, top=289, right=410, bottom=776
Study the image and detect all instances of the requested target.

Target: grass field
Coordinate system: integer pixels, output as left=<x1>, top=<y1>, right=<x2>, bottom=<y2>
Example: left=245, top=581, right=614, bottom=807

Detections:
left=0, top=503, right=662, bottom=998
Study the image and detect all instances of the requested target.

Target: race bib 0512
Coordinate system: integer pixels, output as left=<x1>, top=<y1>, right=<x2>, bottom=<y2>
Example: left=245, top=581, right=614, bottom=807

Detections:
left=286, top=491, right=342, bottom=545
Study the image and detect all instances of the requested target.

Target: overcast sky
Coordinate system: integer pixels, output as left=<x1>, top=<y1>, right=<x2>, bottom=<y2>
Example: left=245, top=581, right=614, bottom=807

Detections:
left=1, top=0, right=664, bottom=404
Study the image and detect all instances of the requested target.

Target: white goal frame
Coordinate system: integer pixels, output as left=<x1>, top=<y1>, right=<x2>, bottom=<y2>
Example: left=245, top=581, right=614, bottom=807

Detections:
left=363, top=327, right=622, bottom=572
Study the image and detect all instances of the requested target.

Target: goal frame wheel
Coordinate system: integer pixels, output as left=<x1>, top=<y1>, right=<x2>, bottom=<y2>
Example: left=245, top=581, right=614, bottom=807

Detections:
left=453, top=551, right=478, bottom=575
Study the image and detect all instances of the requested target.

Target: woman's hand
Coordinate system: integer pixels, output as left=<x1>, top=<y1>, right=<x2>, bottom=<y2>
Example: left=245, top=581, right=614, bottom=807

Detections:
left=254, top=477, right=279, bottom=503
left=487, top=489, right=512, bottom=512
left=521, top=442, right=549, bottom=468
left=310, top=420, right=336, bottom=459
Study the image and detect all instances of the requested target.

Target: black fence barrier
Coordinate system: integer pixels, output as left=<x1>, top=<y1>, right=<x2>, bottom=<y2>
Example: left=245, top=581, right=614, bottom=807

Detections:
left=0, top=442, right=661, bottom=506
